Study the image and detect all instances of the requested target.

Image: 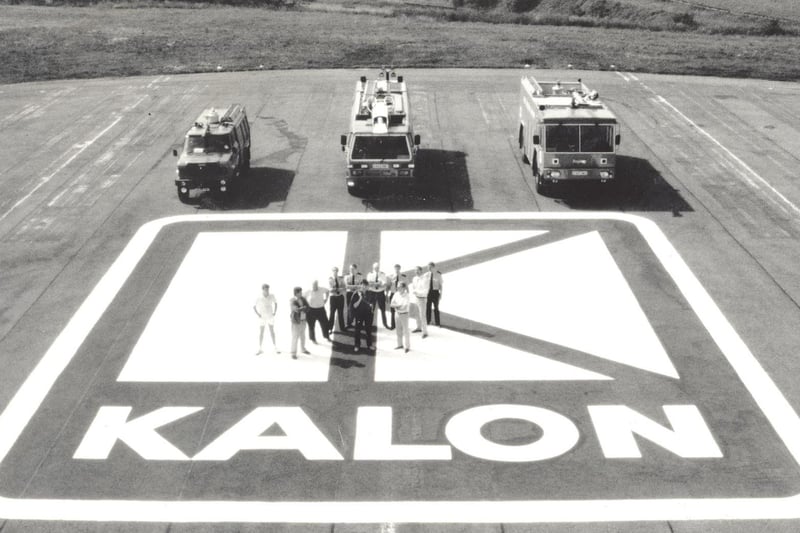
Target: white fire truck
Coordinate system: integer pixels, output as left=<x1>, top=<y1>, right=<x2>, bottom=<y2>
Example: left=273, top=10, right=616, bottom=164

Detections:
left=340, top=68, right=420, bottom=195
left=519, top=76, right=620, bottom=194
left=173, top=104, right=251, bottom=203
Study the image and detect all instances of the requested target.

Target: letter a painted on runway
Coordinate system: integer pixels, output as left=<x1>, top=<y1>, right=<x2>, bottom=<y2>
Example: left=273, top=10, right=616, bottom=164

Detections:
left=194, top=407, right=344, bottom=461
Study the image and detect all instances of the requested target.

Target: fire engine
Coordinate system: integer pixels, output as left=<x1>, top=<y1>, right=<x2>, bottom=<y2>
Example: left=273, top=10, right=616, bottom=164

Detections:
left=340, top=68, right=421, bottom=195
left=519, top=76, right=620, bottom=194
left=173, top=105, right=251, bottom=203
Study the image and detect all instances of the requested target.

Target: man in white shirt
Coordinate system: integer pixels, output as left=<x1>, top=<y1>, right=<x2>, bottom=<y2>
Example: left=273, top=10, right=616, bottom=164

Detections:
left=328, top=266, right=346, bottom=334
left=426, top=261, right=443, bottom=327
left=253, top=283, right=278, bottom=355
left=366, top=262, right=389, bottom=329
left=304, top=280, right=330, bottom=343
left=344, top=263, right=362, bottom=329
left=390, top=281, right=411, bottom=353
left=410, top=266, right=429, bottom=338
left=387, top=263, right=407, bottom=330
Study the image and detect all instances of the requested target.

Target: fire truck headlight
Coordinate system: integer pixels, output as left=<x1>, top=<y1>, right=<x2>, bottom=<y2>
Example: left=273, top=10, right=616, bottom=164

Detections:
left=361, top=164, right=369, bottom=169
left=599, top=171, right=610, bottom=178
left=393, top=164, right=400, bottom=168
left=549, top=171, right=562, bottom=178
left=220, top=179, right=227, bottom=186
left=408, top=164, right=415, bottom=169
left=220, top=186, right=227, bottom=192
left=180, top=187, right=188, bottom=194
left=347, top=179, right=356, bottom=187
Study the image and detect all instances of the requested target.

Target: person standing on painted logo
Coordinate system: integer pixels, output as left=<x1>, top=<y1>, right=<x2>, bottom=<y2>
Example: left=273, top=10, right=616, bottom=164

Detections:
left=328, top=266, right=346, bottom=334
left=366, top=262, right=390, bottom=329
left=426, top=261, right=443, bottom=327
left=410, top=266, right=429, bottom=338
left=254, top=283, right=279, bottom=355
left=305, top=280, right=330, bottom=344
left=388, top=263, right=406, bottom=330
left=349, top=279, right=373, bottom=353
left=344, top=263, right=362, bottom=329
left=289, top=286, right=311, bottom=359
left=390, top=281, right=411, bottom=353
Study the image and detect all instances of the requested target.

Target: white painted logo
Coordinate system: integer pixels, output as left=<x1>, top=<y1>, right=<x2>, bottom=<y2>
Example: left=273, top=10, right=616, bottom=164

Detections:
left=0, top=213, right=798, bottom=523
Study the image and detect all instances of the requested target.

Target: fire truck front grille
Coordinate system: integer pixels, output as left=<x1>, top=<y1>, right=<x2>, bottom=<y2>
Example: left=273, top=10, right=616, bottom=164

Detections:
left=180, top=163, right=221, bottom=180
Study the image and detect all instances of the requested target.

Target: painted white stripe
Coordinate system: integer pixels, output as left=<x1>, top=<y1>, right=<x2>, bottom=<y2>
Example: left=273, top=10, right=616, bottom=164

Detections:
left=0, top=494, right=799, bottom=522
left=0, top=116, right=122, bottom=222
left=0, top=213, right=797, bottom=522
left=652, top=94, right=800, bottom=219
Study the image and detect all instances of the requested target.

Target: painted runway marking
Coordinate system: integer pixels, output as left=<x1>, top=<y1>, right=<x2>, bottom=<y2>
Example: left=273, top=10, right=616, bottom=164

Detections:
left=652, top=94, right=800, bottom=218
left=0, top=116, right=122, bottom=222
left=0, top=213, right=799, bottom=522
left=383, top=230, right=675, bottom=378
left=617, top=71, right=800, bottom=220
left=118, top=231, right=348, bottom=382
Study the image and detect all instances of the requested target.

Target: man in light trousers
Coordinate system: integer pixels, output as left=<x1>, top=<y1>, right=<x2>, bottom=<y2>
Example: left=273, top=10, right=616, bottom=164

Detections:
left=390, top=281, right=411, bottom=353
left=410, top=266, right=429, bottom=338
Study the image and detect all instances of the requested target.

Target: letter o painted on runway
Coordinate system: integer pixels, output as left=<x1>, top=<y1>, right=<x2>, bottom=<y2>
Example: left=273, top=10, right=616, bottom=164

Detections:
left=444, top=404, right=579, bottom=462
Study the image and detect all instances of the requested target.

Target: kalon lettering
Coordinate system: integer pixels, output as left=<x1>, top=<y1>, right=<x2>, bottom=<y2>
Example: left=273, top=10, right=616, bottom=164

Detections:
left=74, top=404, right=722, bottom=462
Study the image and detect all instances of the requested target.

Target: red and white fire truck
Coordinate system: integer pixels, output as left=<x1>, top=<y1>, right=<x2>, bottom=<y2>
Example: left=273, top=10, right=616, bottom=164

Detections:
left=519, top=76, right=620, bottom=194
left=340, top=68, right=421, bottom=195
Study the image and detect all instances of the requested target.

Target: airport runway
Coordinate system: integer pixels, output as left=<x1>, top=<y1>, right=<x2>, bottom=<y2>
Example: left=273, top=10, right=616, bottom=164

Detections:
left=0, top=69, right=799, bottom=532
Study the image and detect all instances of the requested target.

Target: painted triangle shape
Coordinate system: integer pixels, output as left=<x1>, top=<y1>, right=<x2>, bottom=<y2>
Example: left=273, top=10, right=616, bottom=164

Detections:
left=380, top=230, right=548, bottom=272
left=444, top=231, right=679, bottom=378
left=373, top=326, right=611, bottom=382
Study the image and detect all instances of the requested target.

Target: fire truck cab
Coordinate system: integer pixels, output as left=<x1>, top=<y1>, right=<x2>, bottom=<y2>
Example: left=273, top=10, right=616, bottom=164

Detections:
left=173, top=104, right=251, bottom=203
left=340, top=68, right=420, bottom=195
left=519, top=76, right=620, bottom=194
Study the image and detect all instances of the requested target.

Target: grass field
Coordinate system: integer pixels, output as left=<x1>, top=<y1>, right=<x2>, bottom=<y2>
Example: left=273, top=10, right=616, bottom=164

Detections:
left=0, top=2, right=797, bottom=84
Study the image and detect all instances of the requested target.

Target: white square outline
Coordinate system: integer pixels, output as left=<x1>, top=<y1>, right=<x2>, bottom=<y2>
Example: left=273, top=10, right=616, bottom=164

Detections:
left=0, top=212, right=799, bottom=523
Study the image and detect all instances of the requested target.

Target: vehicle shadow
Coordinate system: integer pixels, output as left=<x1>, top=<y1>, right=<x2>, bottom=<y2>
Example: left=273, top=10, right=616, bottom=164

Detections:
left=195, top=167, right=295, bottom=210
left=549, top=155, right=693, bottom=214
left=360, top=149, right=475, bottom=212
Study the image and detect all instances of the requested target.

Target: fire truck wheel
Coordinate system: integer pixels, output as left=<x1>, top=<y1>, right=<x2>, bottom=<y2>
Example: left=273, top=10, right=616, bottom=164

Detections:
left=535, top=174, right=550, bottom=195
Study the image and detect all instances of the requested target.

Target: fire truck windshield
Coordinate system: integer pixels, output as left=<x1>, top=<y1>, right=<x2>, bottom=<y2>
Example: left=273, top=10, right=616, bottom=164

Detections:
left=545, top=124, right=614, bottom=153
left=185, top=134, right=232, bottom=154
left=352, top=136, right=410, bottom=160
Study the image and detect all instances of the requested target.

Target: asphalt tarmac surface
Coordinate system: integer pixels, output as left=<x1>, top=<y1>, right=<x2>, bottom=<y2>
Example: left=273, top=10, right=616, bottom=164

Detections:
left=0, top=69, right=799, bottom=532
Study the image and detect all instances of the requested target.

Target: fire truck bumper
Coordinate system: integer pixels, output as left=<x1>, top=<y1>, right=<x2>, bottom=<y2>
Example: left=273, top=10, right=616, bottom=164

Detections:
left=175, top=178, right=231, bottom=194
left=543, top=168, right=615, bottom=182
left=346, top=174, right=419, bottom=196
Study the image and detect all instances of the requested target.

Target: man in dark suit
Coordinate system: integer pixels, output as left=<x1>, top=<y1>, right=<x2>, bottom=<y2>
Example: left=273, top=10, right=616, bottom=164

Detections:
left=349, top=280, right=374, bottom=353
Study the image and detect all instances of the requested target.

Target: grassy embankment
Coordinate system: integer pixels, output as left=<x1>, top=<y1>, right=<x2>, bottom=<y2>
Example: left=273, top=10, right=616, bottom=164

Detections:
left=0, top=0, right=797, bottom=84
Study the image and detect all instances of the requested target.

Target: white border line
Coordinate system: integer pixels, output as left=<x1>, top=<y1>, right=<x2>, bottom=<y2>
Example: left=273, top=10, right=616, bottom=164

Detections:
left=1, top=212, right=799, bottom=523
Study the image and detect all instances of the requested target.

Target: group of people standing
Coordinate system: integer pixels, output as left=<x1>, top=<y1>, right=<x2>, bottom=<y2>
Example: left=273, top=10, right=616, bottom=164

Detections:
left=253, top=262, right=443, bottom=358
